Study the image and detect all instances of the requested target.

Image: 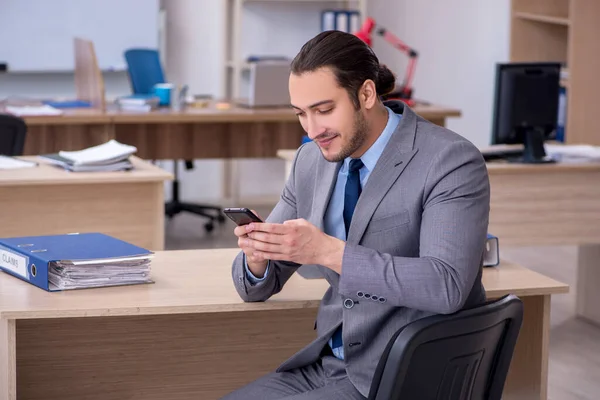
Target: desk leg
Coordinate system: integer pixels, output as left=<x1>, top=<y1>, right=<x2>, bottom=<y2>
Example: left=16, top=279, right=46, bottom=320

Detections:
left=0, top=318, right=16, bottom=400
left=577, top=244, right=600, bottom=325
left=503, top=295, right=550, bottom=400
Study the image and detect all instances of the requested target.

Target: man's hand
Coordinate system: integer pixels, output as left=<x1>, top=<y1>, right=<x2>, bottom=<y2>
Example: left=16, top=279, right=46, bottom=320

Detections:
left=242, top=219, right=345, bottom=274
left=234, top=210, right=268, bottom=278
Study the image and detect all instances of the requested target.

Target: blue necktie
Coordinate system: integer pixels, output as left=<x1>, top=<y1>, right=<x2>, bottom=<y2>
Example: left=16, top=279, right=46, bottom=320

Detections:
left=343, top=158, right=364, bottom=236
left=331, top=158, right=364, bottom=355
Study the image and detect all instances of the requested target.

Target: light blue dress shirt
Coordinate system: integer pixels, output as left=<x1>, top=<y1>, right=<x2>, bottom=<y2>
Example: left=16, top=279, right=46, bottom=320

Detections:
left=246, top=106, right=402, bottom=358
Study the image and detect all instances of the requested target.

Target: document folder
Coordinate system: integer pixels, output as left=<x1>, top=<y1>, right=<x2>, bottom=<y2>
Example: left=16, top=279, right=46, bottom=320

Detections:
left=0, top=233, right=153, bottom=291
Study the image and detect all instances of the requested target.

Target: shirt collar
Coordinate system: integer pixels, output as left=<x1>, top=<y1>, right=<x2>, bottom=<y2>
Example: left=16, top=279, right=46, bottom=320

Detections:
left=348, top=106, right=401, bottom=173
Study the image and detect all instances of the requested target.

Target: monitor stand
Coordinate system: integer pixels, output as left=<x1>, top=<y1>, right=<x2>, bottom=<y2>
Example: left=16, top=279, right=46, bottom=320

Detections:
left=509, top=127, right=556, bottom=164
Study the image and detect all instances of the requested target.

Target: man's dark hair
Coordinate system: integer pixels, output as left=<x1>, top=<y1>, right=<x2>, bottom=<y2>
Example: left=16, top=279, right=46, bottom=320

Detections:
left=290, top=30, right=396, bottom=109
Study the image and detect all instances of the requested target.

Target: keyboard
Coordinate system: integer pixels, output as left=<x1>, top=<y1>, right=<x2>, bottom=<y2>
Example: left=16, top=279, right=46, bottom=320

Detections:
left=481, top=149, right=524, bottom=162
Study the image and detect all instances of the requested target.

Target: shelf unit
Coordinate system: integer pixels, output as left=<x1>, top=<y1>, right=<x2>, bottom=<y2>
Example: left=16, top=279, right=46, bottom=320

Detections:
left=222, top=0, right=367, bottom=100
left=510, top=0, right=600, bottom=145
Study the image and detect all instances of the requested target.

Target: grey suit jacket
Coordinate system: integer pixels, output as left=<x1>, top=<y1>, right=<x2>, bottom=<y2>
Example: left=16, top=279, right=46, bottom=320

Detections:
left=231, top=101, right=490, bottom=397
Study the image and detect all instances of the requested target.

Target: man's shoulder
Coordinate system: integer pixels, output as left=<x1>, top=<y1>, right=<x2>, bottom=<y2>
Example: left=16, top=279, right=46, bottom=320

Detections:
left=413, top=116, right=483, bottom=161
left=291, top=141, right=325, bottom=170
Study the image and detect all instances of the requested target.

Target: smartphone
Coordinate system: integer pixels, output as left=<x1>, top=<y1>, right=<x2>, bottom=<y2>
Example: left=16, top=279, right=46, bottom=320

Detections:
left=223, top=207, right=263, bottom=226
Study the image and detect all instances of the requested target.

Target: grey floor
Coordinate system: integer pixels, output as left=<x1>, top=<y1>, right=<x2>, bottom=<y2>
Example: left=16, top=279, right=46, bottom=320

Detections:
left=165, top=204, right=600, bottom=400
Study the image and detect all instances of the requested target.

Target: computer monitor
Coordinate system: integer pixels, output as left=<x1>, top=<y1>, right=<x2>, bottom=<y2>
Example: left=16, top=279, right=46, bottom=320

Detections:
left=491, top=62, right=561, bottom=163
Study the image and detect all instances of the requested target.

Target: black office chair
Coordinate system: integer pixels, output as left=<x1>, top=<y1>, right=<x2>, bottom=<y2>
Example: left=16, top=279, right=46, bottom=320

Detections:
left=368, top=294, right=524, bottom=400
left=0, top=114, right=27, bottom=155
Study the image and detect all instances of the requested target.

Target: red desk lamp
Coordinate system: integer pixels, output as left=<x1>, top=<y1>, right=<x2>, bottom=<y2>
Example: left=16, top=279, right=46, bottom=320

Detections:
left=355, top=17, right=418, bottom=107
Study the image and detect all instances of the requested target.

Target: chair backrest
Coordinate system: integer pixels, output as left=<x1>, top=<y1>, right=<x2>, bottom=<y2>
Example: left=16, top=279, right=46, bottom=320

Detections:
left=123, top=48, right=166, bottom=95
left=0, top=114, right=27, bottom=156
left=368, top=294, right=523, bottom=400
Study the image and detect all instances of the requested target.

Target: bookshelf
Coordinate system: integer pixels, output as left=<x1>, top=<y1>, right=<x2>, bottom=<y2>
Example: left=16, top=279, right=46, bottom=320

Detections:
left=222, top=0, right=367, bottom=99
left=510, top=0, right=600, bottom=145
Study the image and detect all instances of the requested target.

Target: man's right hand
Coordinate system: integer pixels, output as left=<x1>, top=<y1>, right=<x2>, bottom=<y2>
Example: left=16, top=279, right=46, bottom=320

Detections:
left=234, top=210, right=269, bottom=278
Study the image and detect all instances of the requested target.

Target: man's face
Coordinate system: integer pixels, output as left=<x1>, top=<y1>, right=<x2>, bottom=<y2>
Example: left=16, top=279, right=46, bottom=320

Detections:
left=289, top=67, right=369, bottom=162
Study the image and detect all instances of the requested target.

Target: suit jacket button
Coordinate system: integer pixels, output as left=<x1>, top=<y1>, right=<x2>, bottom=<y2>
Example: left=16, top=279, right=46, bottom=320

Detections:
left=357, top=291, right=364, bottom=297
left=379, top=297, right=386, bottom=303
left=344, top=299, right=354, bottom=309
left=372, top=295, right=379, bottom=301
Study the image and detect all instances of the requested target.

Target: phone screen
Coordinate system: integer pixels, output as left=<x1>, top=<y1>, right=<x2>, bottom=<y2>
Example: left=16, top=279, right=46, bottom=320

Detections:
left=223, top=208, right=263, bottom=226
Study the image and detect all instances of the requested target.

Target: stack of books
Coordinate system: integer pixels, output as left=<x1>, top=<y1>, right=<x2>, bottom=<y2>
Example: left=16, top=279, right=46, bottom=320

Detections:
left=115, top=94, right=160, bottom=112
left=39, top=140, right=137, bottom=172
left=0, top=233, right=154, bottom=291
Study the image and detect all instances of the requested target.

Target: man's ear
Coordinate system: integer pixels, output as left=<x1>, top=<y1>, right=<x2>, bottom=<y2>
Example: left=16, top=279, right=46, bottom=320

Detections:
left=360, top=79, right=378, bottom=110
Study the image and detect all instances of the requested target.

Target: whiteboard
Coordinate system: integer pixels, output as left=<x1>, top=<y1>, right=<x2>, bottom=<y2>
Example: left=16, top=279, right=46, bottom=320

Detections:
left=0, top=0, right=159, bottom=72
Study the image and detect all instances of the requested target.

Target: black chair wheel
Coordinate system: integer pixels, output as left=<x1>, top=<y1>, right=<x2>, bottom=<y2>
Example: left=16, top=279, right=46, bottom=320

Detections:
left=204, top=223, right=214, bottom=232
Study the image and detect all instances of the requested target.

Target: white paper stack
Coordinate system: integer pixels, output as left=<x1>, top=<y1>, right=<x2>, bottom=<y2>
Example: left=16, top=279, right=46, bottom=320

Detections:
left=545, top=144, right=600, bottom=163
left=39, top=140, right=137, bottom=172
left=48, top=256, right=153, bottom=290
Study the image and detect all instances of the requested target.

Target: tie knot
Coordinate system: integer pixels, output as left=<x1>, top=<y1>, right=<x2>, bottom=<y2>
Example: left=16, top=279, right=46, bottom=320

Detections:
left=348, top=158, right=364, bottom=173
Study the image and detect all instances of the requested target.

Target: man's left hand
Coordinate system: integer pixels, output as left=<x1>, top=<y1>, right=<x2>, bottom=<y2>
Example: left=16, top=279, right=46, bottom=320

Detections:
left=242, top=219, right=345, bottom=273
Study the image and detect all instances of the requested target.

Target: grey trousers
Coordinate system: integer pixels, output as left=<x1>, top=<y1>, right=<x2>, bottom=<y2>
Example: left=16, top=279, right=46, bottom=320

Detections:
left=219, top=355, right=366, bottom=400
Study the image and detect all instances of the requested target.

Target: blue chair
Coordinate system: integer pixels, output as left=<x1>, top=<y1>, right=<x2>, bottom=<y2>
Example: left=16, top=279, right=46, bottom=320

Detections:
left=123, top=48, right=225, bottom=232
left=123, top=49, right=166, bottom=95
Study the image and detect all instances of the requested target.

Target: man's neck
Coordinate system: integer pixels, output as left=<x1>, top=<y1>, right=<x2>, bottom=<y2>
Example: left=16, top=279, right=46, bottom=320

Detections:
left=352, top=103, right=390, bottom=158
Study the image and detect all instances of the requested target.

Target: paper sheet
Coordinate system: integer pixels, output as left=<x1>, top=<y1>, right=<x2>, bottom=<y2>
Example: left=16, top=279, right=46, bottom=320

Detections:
left=0, top=155, right=37, bottom=169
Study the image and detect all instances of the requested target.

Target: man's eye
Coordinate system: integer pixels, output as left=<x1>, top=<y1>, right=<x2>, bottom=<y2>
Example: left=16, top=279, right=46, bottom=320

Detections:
left=317, top=109, right=333, bottom=114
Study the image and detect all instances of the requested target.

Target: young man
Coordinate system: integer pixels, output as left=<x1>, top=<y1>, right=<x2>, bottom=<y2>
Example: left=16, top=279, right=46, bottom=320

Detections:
left=223, top=30, right=490, bottom=400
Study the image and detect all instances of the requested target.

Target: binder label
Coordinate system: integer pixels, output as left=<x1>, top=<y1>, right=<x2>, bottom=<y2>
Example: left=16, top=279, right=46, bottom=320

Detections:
left=0, top=248, right=28, bottom=278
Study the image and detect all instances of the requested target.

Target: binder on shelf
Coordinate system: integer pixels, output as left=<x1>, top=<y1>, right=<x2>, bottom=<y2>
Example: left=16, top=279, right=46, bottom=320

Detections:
left=483, top=233, right=500, bottom=267
left=0, top=233, right=154, bottom=292
left=321, top=10, right=361, bottom=33
left=321, top=10, right=336, bottom=31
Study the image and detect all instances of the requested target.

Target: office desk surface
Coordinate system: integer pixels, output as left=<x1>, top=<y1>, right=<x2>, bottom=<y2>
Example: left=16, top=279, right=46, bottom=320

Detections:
left=0, top=156, right=172, bottom=186
left=18, top=102, right=461, bottom=125
left=17, top=108, right=111, bottom=126
left=0, top=249, right=567, bottom=400
left=0, top=157, right=170, bottom=251
left=0, top=248, right=568, bottom=320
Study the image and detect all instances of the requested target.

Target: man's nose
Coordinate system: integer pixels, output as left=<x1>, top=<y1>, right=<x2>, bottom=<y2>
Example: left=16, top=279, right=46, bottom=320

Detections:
left=306, top=117, right=325, bottom=139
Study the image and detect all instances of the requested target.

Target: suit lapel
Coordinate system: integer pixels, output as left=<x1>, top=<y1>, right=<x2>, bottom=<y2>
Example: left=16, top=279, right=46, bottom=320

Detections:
left=310, top=157, right=341, bottom=232
left=309, top=158, right=341, bottom=282
left=347, top=104, right=419, bottom=244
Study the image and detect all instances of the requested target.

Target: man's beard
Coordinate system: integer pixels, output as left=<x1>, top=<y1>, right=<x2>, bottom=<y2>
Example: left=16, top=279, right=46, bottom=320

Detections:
left=322, top=111, right=369, bottom=163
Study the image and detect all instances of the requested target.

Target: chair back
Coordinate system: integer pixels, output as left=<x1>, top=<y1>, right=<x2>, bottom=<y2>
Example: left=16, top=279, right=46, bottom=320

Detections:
left=124, top=49, right=166, bottom=94
left=0, top=114, right=27, bottom=155
left=368, top=294, right=523, bottom=400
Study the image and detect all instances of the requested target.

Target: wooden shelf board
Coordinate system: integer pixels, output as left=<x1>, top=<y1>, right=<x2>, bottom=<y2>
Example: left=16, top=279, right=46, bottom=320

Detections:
left=515, top=11, right=570, bottom=26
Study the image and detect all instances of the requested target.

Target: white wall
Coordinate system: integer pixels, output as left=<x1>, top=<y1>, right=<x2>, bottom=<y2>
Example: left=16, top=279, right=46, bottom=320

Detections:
left=1, top=0, right=511, bottom=205
left=369, top=0, right=511, bottom=147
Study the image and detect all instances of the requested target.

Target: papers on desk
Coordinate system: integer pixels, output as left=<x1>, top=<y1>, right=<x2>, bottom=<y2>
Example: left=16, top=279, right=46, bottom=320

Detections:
left=5, top=104, right=63, bottom=116
left=0, top=155, right=37, bottom=170
left=49, top=256, right=153, bottom=291
left=545, top=144, right=600, bottom=163
left=39, top=140, right=137, bottom=172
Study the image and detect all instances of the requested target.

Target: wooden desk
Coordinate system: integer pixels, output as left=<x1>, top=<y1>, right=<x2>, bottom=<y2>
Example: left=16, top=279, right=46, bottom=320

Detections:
left=20, top=103, right=461, bottom=159
left=0, top=249, right=567, bottom=400
left=486, top=161, right=600, bottom=326
left=0, top=156, right=172, bottom=251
